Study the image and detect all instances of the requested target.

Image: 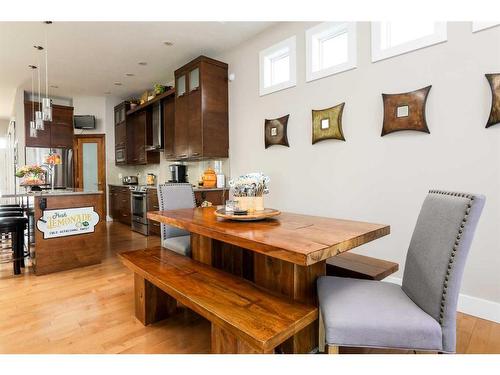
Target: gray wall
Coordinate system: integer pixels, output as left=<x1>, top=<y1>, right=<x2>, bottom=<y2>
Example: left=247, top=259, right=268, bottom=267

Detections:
left=220, top=22, right=500, bottom=318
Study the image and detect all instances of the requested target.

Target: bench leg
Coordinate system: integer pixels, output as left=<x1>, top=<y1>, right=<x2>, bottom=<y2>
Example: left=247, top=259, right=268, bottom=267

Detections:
left=134, top=273, right=177, bottom=326
left=211, top=324, right=273, bottom=354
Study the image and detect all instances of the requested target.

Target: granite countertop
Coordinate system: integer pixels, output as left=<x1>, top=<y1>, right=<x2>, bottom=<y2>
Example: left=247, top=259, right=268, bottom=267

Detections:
left=108, top=184, right=227, bottom=192
left=0, top=189, right=103, bottom=198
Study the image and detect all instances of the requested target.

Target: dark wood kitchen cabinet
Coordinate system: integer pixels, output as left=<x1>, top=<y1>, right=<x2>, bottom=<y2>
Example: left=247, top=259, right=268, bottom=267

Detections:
left=109, top=185, right=131, bottom=225
left=163, top=94, right=176, bottom=160
left=24, top=102, right=74, bottom=148
left=172, top=56, right=228, bottom=161
left=50, top=106, right=74, bottom=148
left=114, top=101, right=129, bottom=165
left=126, top=110, right=160, bottom=165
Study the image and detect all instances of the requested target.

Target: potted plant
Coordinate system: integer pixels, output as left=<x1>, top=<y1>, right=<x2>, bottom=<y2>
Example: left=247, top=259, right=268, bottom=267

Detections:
left=129, top=97, right=140, bottom=109
left=153, top=83, right=167, bottom=96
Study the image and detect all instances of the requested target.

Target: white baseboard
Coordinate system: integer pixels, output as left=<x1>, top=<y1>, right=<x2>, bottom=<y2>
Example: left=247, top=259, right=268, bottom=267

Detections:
left=385, top=276, right=500, bottom=324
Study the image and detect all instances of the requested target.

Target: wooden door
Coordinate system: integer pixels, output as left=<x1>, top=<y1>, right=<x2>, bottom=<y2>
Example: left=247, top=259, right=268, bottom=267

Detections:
left=73, top=134, right=106, bottom=214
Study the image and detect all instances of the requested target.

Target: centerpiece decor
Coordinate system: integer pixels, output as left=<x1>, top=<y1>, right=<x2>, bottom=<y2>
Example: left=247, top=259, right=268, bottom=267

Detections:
left=15, top=165, right=46, bottom=191
left=229, top=173, right=270, bottom=213
left=44, top=152, right=62, bottom=191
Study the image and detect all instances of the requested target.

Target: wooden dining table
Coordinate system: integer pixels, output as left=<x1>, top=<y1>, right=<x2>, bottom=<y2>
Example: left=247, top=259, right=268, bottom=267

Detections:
left=147, top=206, right=390, bottom=353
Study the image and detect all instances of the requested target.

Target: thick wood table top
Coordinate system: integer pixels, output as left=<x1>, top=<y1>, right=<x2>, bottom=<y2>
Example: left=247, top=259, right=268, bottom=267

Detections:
left=120, top=247, right=318, bottom=352
left=147, top=207, right=390, bottom=266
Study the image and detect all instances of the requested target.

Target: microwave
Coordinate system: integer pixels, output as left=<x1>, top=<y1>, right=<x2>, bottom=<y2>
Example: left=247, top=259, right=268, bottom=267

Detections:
left=115, top=147, right=126, bottom=163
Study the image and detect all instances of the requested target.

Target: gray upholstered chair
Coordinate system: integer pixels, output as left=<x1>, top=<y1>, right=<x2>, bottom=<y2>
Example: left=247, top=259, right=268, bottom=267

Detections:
left=157, top=183, right=196, bottom=256
left=317, top=190, right=485, bottom=354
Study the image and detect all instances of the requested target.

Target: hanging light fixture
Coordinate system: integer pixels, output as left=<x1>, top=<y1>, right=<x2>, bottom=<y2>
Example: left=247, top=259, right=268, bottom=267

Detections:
left=28, top=65, right=38, bottom=138
left=35, top=46, right=44, bottom=131
left=42, top=21, right=53, bottom=121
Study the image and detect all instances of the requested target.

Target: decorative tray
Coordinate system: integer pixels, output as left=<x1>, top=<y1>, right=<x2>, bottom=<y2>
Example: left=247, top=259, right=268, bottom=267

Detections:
left=214, top=208, right=281, bottom=221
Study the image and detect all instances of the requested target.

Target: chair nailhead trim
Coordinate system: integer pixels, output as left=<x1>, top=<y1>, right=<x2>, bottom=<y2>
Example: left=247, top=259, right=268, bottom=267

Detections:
left=429, top=190, right=475, bottom=327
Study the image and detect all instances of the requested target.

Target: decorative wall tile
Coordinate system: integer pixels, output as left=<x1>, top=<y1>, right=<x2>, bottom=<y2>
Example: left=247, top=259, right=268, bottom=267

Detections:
left=312, top=102, right=345, bottom=144
left=486, top=73, right=500, bottom=128
left=265, top=114, right=290, bottom=148
left=381, top=85, right=431, bottom=136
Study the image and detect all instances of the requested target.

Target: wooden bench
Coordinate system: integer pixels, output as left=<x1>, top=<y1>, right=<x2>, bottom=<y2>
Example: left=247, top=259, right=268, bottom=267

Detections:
left=326, top=252, right=398, bottom=281
left=119, top=246, right=318, bottom=354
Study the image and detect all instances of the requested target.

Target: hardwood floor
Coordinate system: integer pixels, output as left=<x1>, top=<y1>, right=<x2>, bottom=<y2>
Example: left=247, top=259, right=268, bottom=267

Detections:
left=0, top=222, right=499, bottom=354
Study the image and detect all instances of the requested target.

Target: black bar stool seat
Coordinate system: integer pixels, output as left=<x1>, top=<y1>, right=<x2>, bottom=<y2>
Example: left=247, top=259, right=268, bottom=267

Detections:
left=0, top=216, right=28, bottom=275
left=0, top=207, right=23, bottom=212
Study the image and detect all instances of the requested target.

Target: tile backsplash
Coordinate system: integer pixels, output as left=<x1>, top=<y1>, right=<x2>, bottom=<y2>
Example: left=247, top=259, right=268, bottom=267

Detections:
left=107, top=156, right=230, bottom=187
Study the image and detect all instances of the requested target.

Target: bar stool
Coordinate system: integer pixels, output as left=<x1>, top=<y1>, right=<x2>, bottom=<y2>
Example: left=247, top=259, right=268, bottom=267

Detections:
left=0, top=216, right=28, bottom=275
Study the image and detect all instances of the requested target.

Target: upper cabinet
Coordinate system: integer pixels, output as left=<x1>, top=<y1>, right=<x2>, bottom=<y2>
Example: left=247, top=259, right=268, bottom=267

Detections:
left=113, top=100, right=160, bottom=166
left=114, top=101, right=129, bottom=165
left=25, top=102, right=74, bottom=148
left=172, top=56, right=229, bottom=161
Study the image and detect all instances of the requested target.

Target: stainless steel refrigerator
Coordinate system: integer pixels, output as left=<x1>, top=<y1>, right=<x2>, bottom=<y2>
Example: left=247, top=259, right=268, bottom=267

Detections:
left=25, top=147, right=74, bottom=189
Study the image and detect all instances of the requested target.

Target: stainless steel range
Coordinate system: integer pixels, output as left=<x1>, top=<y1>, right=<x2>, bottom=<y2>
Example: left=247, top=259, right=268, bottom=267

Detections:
left=130, top=185, right=148, bottom=235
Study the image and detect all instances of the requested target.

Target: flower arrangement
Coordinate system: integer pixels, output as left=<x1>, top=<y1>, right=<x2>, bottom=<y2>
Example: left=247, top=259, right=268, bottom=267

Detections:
left=44, top=153, right=62, bottom=166
left=229, top=173, right=270, bottom=212
left=15, top=165, right=46, bottom=186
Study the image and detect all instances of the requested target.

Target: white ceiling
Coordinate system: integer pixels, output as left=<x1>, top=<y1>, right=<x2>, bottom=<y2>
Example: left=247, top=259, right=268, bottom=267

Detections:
left=0, top=21, right=275, bottom=119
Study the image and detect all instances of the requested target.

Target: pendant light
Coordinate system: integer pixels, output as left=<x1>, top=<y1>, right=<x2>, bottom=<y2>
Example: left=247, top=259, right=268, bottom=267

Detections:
left=34, top=45, right=44, bottom=130
left=42, top=21, right=52, bottom=121
left=29, top=65, right=38, bottom=138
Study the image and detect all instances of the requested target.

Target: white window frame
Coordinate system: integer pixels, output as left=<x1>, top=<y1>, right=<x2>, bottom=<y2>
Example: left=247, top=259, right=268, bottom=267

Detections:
left=306, top=22, right=357, bottom=82
left=472, top=22, right=500, bottom=33
left=371, top=22, right=447, bottom=62
left=259, top=36, right=296, bottom=96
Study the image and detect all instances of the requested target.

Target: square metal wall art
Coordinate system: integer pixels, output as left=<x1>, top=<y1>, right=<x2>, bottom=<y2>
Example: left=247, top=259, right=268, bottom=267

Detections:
left=486, top=73, right=500, bottom=128
left=312, top=102, right=345, bottom=144
left=265, top=114, right=290, bottom=148
left=381, top=85, right=431, bottom=136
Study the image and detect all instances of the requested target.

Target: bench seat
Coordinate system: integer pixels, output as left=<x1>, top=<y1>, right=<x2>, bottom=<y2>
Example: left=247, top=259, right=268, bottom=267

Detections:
left=326, top=252, right=398, bottom=281
left=119, top=246, right=318, bottom=354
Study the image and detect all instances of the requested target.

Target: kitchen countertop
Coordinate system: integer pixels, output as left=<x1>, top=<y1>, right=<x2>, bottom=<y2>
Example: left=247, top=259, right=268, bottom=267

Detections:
left=108, top=184, right=227, bottom=192
left=0, top=189, right=103, bottom=198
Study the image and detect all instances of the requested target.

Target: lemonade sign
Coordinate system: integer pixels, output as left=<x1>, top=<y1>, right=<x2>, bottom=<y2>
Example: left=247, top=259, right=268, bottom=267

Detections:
left=37, top=207, right=100, bottom=239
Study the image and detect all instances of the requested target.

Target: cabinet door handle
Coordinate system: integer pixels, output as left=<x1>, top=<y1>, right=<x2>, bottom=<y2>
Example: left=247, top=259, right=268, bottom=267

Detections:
left=153, top=205, right=159, bottom=209
left=151, top=222, right=160, bottom=227
left=191, top=152, right=200, bottom=156
left=177, top=154, right=187, bottom=158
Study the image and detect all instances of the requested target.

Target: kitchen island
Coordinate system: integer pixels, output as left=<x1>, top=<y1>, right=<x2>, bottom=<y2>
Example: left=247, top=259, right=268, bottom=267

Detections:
left=31, top=190, right=105, bottom=275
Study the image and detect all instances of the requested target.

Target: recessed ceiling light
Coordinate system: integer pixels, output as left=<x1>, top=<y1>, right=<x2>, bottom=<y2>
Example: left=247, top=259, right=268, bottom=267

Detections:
left=49, top=85, right=58, bottom=89
left=114, top=82, right=122, bottom=86
left=138, top=61, right=148, bottom=66
left=125, top=73, right=135, bottom=77
left=163, top=41, right=174, bottom=46
left=33, top=45, right=44, bottom=51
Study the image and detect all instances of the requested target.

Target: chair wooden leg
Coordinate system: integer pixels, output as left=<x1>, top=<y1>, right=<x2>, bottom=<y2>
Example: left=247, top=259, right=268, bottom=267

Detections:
left=327, top=345, right=339, bottom=354
left=318, top=309, right=326, bottom=353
